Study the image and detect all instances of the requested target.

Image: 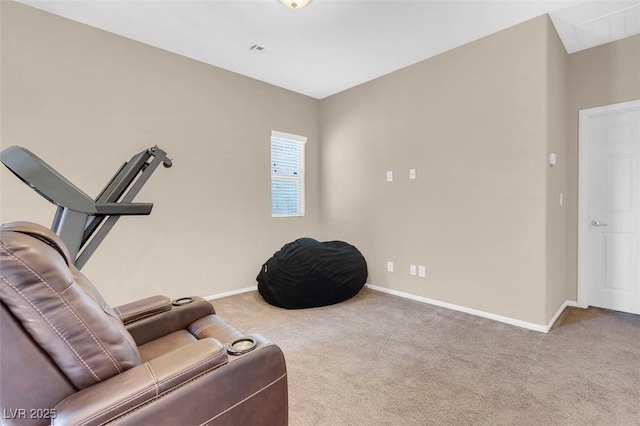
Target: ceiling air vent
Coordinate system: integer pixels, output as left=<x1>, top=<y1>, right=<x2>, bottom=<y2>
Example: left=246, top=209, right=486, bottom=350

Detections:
left=249, top=44, right=266, bottom=53
left=574, top=3, right=640, bottom=50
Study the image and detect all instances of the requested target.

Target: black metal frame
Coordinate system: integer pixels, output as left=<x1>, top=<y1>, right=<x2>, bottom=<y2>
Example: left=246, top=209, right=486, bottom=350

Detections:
left=1, top=145, right=172, bottom=268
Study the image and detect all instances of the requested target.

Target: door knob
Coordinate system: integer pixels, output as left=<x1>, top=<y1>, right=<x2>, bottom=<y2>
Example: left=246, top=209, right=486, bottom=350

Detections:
left=591, top=220, right=608, bottom=227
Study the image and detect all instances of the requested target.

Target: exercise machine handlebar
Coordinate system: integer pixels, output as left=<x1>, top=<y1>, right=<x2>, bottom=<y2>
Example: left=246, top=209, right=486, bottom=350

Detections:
left=1, top=145, right=172, bottom=268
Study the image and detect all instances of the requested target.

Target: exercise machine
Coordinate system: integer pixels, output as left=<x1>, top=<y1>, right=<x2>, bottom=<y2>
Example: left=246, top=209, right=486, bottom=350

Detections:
left=1, top=145, right=172, bottom=268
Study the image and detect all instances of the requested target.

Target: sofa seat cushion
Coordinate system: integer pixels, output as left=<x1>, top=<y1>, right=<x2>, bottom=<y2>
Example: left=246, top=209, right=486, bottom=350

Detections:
left=137, top=315, right=246, bottom=363
left=137, top=330, right=198, bottom=363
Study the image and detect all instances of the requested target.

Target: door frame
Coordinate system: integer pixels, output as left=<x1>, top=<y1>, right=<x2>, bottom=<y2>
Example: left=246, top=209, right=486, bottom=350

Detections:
left=578, top=99, right=640, bottom=308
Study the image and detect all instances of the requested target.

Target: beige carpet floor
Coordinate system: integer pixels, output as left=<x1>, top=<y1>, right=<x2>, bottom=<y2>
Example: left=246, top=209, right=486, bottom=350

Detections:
left=213, top=288, right=640, bottom=426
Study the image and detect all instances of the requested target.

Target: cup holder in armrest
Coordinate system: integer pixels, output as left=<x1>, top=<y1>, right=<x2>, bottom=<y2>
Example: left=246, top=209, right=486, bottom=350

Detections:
left=226, top=337, right=257, bottom=356
left=172, top=297, right=193, bottom=307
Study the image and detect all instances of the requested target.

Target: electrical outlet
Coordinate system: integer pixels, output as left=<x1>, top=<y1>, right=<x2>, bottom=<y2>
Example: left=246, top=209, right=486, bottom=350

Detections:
left=418, top=265, right=426, bottom=278
left=387, top=171, right=393, bottom=182
left=387, top=261, right=394, bottom=272
left=409, top=168, right=416, bottom=180
left=410, top=265, right=417, bottom=276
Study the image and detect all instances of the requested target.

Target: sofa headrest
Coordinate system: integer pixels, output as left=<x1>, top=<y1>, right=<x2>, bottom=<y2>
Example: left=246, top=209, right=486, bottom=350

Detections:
left=0, top=221, right=141, bottom=390
left=0, top=221, right=72, bottom=265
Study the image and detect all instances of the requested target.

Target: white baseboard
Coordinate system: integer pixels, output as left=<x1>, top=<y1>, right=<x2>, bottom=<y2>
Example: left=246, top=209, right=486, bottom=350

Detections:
left=547, top=299, right=578, bottom=331
left=366, top=284, right=577, bottom=333
left=204, top=286, right=257, bottom=301
left=202, top=284, right=577, bottom=333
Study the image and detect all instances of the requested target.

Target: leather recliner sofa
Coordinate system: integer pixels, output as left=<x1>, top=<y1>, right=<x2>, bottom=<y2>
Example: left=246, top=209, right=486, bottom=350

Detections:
left=0, top=221, right=288, bottom=425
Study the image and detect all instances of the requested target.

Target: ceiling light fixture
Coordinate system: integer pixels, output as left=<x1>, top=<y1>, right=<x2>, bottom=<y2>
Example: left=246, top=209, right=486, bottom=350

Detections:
left=280, top=0, right=311, bottom=10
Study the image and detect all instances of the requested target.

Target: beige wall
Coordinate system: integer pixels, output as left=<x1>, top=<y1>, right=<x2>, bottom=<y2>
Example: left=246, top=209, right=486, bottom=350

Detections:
left=544, top=18, right=569, bottom=321
left=564, top=34, right=640, bottom=301
left=2, top=1, right=638, bottom=325
left=318, top=20, right=639, bottom=326
left=0, top=2, right=320, bottom=305
left=320, top=16, right=555, bottom=325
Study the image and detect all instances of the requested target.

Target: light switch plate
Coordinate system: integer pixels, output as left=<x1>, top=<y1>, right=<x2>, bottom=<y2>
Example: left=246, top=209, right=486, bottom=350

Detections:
left=418, top=266, right=426, bottom=278
left=387, top=261, right=394, bottom=272
left=410, top=265, right=417, bottom=276
left=387, top=171, right=393, bottom=182
left=409, top=168, right=416, bottom=180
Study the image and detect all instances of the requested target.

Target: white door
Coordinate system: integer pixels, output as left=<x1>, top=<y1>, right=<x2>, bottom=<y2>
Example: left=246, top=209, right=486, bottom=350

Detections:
left=579, top=100, right=640, bottom=315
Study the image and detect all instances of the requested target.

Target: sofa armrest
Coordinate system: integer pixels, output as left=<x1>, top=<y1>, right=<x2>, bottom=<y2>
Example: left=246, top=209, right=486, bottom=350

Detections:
left=125, top=296, right=216, bottom=345
left=113, top=295, right=172, bottom=325
left=53, top=338, right=228, bottom=426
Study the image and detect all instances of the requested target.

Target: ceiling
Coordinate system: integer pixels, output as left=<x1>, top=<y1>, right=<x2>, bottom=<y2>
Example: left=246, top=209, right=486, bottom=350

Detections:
left=16, top=0, right=640, bottom=99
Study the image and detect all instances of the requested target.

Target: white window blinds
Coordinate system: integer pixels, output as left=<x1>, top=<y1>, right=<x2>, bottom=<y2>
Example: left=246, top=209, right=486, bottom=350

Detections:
left=271, top=131, right=306, bottom=217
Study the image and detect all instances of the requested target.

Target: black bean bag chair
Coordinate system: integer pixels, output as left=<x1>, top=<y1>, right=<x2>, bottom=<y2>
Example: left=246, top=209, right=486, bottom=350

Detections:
left=257, top=238, right=368, bottom=309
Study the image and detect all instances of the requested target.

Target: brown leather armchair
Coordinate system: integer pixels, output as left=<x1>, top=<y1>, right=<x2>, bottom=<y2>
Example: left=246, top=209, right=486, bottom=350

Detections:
left=0, top=222, right=288, bottom=425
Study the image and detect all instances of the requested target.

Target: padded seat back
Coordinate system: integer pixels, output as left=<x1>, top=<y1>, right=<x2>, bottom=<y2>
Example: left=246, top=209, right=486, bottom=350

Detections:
left=0, top=222, right=140, bottom=390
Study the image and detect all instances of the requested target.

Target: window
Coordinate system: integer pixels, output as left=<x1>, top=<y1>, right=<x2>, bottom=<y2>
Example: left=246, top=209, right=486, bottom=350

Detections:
left=271, top=131, right=306, bottom=217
